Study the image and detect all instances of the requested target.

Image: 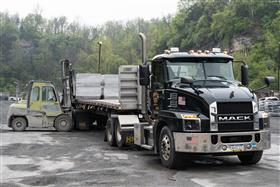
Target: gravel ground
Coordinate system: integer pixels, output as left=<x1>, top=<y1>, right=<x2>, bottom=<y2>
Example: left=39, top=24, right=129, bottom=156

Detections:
left=0, top=118, right=280, bottom=187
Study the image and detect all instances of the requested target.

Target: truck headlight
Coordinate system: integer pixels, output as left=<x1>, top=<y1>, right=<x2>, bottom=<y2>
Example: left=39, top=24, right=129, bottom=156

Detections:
left=181, top=114, right=201, bottom=132
left=259, top=111, right=270, bottom=129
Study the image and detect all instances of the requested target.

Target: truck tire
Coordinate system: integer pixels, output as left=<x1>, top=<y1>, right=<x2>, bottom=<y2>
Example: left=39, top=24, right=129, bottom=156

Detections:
left=115, top=119, right=126, bottom=148
left=11, top=117, right=27, bottom=131
left=238, top=151, right=263, bottom=165
left=54, top=114, right=73, bottom=132
left=159, top=126, right=183, bottom=169
left=106, top=118, right=116, bottom=146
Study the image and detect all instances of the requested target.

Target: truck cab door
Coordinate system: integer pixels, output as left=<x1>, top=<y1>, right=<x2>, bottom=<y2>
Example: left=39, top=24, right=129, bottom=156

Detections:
left=151, top=61, right=165, bottom=116
left=27, top=85, right=44, bottom=127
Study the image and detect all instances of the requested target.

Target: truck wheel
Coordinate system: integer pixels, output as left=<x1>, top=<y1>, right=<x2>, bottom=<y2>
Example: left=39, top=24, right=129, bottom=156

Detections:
left=159, top=126, right=183, bottom=169
left=11, top=117, right=27, bottom=131
left=106, top=118, right=116, bottom=146
left=54, top=114, right=73, bottom=132
left=238, top=151, right=263, bottom=165
left=115, top=119, right=126, bottom=148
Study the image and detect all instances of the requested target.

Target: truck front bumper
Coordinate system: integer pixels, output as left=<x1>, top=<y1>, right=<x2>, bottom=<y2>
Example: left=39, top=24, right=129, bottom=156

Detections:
left=173, top=130, right=270, bottom=153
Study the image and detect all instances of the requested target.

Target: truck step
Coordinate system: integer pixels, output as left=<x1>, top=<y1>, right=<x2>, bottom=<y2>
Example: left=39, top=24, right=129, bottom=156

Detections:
left=140, top=144, right=153, bottom=150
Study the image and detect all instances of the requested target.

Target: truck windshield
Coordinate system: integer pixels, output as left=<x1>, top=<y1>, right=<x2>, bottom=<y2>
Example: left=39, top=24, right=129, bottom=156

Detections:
left=166, top=59, right=234, bottom=82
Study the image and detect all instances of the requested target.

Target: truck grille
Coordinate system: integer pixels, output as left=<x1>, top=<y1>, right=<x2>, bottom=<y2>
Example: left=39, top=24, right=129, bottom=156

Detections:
left=217, top=102, right=252, bottom=114
left=217, top=102, right=254, bottom=132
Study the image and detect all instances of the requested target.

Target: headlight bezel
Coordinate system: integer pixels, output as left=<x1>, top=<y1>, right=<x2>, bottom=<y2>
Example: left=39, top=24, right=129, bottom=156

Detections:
left=181, top=114, right=201, bottom=132
left=258, top=111, right=270, bottom=129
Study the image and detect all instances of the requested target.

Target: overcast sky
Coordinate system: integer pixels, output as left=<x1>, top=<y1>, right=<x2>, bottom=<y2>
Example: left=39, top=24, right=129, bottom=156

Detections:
left=0, top=0, right=179, bottom=26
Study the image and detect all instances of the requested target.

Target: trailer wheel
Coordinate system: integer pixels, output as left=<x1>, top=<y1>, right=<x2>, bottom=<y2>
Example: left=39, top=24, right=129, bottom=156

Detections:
left=54, top=114, right=73, bottom=132
left=159, top=126, right=183, bottom=169
left=106, top=118, right=116, bottom=146
left=11, top=117, right=27, bottom=131
left=115, top=119, right=126, bottom=148
left=238, top=151, right=263, bottom=165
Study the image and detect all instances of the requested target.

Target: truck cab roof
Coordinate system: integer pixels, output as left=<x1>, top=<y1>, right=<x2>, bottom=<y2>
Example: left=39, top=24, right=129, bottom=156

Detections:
left=152, top=52, right=234, bottom=61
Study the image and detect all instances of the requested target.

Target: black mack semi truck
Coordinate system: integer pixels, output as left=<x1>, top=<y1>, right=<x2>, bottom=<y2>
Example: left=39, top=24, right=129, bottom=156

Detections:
left=62, top=33, right=274, bottom=168
left=8, top=33, right=274, bottom=168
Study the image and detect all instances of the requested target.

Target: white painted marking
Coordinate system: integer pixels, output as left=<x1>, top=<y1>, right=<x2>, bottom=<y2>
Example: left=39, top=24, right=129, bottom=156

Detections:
left=191, top=178, right=216, bottom=187
left=104, top=153, right=128, bottom=160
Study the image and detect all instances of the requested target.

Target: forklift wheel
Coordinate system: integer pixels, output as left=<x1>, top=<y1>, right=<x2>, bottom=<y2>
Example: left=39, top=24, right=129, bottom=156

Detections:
left=54, top=114, right=73, bottom=132
left=11, top=117, right=27, bottom=131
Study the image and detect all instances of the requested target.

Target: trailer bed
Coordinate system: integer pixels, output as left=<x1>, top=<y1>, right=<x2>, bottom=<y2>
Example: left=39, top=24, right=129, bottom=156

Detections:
left=75, top=99, right=121, bottom=110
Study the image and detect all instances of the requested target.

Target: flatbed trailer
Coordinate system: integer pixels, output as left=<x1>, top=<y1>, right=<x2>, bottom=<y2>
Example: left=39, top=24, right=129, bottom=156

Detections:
left=61, top=60, right=143, bottom=132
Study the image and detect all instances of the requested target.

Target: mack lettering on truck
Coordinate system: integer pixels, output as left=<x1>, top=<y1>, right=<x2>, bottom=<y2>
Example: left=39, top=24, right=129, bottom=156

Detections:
left=218, top=115, right=253, bottom=122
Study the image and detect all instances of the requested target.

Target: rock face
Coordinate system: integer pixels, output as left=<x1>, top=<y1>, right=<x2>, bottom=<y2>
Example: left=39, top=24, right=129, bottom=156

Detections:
left=232, top=36, right=252, bottom=51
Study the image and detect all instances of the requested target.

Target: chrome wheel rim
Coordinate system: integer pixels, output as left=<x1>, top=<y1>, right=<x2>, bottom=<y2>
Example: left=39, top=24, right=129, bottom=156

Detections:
left=60, top=120, right=67, bottom=127
left=15, top=121, right=23, bottom=128
left=161, top=134, right=171, bottom=161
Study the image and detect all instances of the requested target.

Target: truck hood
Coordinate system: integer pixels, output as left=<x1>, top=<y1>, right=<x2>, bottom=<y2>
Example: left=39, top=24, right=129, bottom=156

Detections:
left=199, top=86, right=254, bottom=104
left=176, top=83, right=255, bottom=104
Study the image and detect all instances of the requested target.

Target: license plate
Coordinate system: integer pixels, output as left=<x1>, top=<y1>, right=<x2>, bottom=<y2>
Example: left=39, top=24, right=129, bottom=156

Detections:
left=229, top=144, right=244, bottom=152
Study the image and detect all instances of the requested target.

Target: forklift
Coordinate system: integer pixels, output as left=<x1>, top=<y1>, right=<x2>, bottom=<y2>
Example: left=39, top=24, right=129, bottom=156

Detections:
left=7, top=81, right=73, bottom=131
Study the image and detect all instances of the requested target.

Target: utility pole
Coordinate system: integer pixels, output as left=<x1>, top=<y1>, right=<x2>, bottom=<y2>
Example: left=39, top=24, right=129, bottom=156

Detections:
left=98, top=41, right=102, bottom=73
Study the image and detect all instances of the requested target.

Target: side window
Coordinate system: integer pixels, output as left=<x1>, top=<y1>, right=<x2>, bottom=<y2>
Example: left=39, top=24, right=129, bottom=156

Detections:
left=49, top=87, right=57, bottom=102
left=42, top=86, right=57, bottom=102
left=153, top=62, right=165, bottom=88
left=31, top=87, right=40, bottom=101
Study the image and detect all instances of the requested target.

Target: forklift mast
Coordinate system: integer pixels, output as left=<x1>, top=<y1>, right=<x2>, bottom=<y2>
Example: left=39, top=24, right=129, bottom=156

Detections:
left=60, top=59, right=75, bottom=111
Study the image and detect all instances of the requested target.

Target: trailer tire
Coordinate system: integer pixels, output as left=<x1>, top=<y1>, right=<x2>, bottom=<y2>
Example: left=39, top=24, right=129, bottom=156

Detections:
left=238, top=151, right=263, bottom=165
left=159, top=126, right=183, bottom=169
left=11, top=117, right=27, bottom=131
left=54, top=114, right=73, bottom=132
left=106, top=118, right=116, bottom=146
left=115, top=119, right=126, bottom=148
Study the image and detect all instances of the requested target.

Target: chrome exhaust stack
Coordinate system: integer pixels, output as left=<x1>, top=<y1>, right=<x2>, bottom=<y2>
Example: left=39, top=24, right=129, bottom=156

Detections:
left=139, top=33, right=147, bottom=115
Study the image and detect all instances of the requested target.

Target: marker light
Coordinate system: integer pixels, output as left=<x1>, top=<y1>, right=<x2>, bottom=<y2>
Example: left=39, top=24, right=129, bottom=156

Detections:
left=164, top=49, right=170, bottom=54
left=170, top=47, right=179, bottom=53
left=212, top=48, right=221, bottom=53
left=181, top=114, right=198, bottom=119
left=204, top=50, right=210, bottom=54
